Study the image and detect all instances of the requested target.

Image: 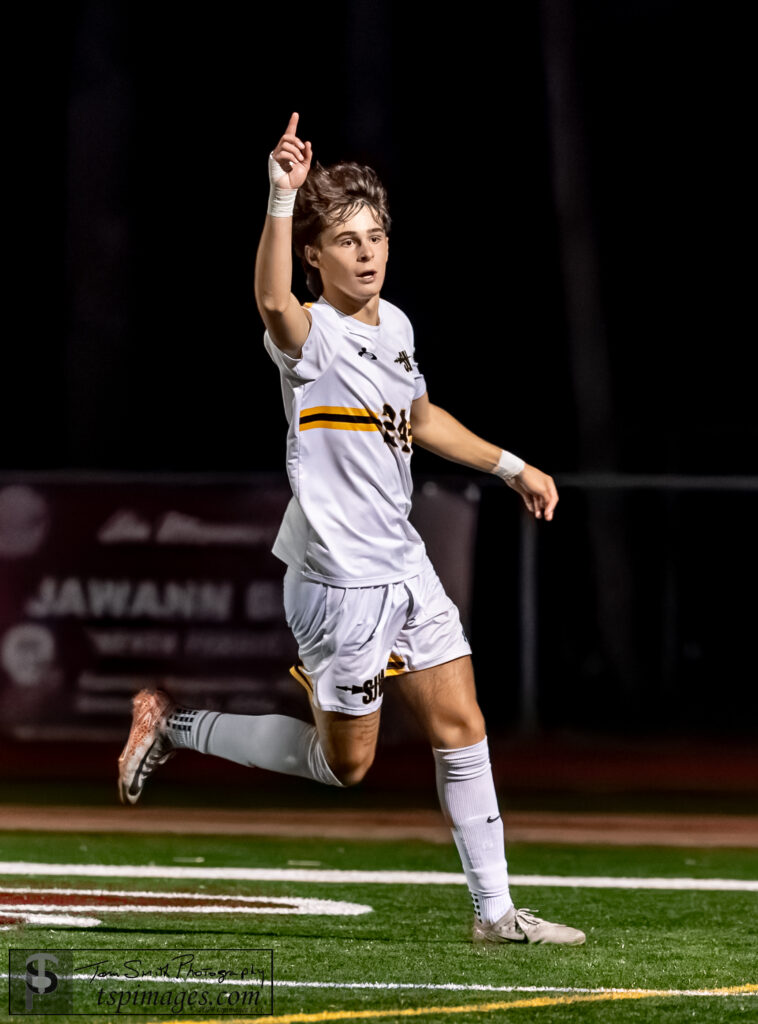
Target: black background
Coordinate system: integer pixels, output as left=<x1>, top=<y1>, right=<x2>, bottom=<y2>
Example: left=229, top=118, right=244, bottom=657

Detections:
left=4, top=1, right=755, bottom=735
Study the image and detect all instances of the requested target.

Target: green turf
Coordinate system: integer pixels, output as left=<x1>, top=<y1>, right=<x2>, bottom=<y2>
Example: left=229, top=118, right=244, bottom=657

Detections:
left=2, top=829, right=757, bottom=879
left=1, top=831, right=756, bottom=1023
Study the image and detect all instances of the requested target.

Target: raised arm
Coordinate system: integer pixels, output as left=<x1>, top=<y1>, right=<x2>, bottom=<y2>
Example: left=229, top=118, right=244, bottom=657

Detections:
left=254, top=113, right=314, bottom=357
left=411, top=393, right=559, bottom=521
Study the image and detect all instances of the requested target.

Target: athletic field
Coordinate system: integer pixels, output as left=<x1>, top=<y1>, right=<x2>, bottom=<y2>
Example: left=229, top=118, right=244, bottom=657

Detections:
left=1, top=806, right=757, bottom=1023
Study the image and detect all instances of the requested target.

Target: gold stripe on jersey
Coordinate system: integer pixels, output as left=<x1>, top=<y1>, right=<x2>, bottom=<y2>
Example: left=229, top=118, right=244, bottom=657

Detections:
left=299, top=406, right=382, bottom=433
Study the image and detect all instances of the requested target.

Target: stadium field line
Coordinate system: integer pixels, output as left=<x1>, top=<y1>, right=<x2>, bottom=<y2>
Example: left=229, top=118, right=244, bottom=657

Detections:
left=18, top=977, right=757, bottom=996
left=273, top=982, right=758, bottom=995
left=0, top=914, right=100, bottom=929
left=2, top=861, right=758, bottom=891
left=150, top=985, right=758, bottom=1024
left=0, top=885, right=371, bottom=916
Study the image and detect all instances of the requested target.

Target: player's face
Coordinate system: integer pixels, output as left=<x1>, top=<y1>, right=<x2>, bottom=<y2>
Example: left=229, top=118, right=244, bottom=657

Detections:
left=307, top=206, right=389, bottom=310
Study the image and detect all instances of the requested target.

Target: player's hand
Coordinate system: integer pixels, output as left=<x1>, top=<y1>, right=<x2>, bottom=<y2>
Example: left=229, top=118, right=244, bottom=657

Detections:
left=271, top=112, right=313, bottom=189
left=506, top=464, right=559, bottom=521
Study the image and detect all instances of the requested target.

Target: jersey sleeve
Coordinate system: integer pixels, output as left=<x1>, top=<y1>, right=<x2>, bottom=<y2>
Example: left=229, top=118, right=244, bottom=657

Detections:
left=402, top=309, right=427, bottom=399
left=412, top=365, right=427, bottom=400
left=263, top=303, right=338, bottom=384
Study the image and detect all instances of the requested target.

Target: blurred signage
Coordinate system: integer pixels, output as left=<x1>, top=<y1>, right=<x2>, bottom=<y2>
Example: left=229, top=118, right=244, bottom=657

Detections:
left=0, top=477, right=479, bottom=741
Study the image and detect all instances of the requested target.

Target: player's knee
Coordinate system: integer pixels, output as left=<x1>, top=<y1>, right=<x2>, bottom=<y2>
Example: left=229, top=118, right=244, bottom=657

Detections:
left=432, top=707, right=486, bottom=750
left=327, top=750, right=375, bottom=787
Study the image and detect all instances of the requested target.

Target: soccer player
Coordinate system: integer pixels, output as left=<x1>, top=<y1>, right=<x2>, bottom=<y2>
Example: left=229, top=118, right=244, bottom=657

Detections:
left=118, top=114, right=585, bottom=946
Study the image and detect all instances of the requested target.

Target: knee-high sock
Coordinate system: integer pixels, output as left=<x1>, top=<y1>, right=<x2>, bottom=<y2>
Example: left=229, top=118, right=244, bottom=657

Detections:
left=166, top=708, right=343, bottom=788
left=434, top=737, right=513, bottom=924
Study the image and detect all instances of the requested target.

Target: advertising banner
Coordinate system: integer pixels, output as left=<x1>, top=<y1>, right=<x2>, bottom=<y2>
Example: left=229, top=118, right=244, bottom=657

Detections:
left=0, top=476, right=479, bottom=742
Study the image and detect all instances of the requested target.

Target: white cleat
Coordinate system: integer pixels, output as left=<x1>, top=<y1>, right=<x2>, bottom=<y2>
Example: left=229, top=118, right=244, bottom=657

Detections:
left=118, top=689, right=176, bottom=806
left=473, top=906, right=586, bottom=946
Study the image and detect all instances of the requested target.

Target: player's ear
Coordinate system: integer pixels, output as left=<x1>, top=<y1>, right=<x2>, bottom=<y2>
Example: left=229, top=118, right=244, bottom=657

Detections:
left=305, top=244, right=320, bottom=268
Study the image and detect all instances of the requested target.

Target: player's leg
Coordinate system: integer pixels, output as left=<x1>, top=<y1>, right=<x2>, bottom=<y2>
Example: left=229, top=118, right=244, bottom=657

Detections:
left=162, top=589, right=385, bottom=786
left=394, top=653, right=484, bottom=748
left=392, top=561, right=584, bottom=945
left=119, top=685, right=383, bottom=806
left=311, top=705, right=381, bottom=787
left=118, top=689, right=382, bottom=805
left=395, top=655, right=514, bottom=928
left=118, top=692, right=350, bottom=805
left=118, top=571, right=396, bottom=803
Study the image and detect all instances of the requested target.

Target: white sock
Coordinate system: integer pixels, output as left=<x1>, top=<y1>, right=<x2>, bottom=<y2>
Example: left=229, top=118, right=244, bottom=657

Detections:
left=166, top=708, right=343, bottom=788
left=433, top=737, right=513, bottom=924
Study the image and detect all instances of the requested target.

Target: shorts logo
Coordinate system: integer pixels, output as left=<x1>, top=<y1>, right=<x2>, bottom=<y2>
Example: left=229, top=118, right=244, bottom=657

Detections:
left=336, top=670, right=385, bottom=705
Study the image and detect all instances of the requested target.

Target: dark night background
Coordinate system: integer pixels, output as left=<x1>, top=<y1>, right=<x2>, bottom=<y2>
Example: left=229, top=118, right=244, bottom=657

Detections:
left=3, top=1, right=756, bottom=738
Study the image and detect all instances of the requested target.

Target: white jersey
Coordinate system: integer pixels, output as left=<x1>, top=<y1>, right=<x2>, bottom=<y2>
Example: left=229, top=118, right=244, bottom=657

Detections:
left=265, top=296, right=428, bottom=586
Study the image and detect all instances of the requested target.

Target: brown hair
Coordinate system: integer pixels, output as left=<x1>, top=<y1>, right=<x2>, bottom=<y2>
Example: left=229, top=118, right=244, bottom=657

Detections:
left=292, top=161, right=391, bottom=297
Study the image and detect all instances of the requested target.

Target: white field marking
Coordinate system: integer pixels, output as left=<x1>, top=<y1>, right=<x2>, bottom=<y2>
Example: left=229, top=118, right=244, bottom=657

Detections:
left=515, top=874, right=758, bottom=892
left=6, top=975, right=757, bottom=999
left=0, top=887, right=371, bottom=916
left=0, top=913, right=101, bottom=928
left=1, top=862, right=757, bottom=892
left=271, top=982, right=757, bottom=997
left=0, top=902, right=367, bottom=917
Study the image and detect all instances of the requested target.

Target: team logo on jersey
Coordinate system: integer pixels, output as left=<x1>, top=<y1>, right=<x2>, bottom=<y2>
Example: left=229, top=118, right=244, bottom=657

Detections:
left=358, top=347, right=377, bottom=360
left=394, top=350, right=413, bottom=372
left=336, top=671, right=384, bottom=705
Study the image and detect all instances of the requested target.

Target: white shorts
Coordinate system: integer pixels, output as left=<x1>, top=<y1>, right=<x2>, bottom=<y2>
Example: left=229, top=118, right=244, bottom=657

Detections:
left=283, top=555, right=472, bottom=715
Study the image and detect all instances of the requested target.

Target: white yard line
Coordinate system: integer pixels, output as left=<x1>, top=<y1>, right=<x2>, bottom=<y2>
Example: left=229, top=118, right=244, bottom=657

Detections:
left=269, top=982, right=757, bottom=996
left=7, top=974, right=757, bottom=998
left=0, top=861, right=756, bottom=891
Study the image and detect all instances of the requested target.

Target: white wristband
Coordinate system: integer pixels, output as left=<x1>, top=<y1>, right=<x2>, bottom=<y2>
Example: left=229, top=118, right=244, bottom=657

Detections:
left=267, top=153, right=298, bottom=218
left=491, top=449, right=525, bottom=481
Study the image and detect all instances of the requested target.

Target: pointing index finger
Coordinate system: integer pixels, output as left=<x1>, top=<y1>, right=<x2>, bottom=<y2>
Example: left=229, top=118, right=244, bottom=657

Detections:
left=285, top=112, right=300, bottom=136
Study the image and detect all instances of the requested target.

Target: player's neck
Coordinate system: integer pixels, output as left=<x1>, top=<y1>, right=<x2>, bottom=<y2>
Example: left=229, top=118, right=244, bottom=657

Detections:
left=321, top=288, right=381, bottom=326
